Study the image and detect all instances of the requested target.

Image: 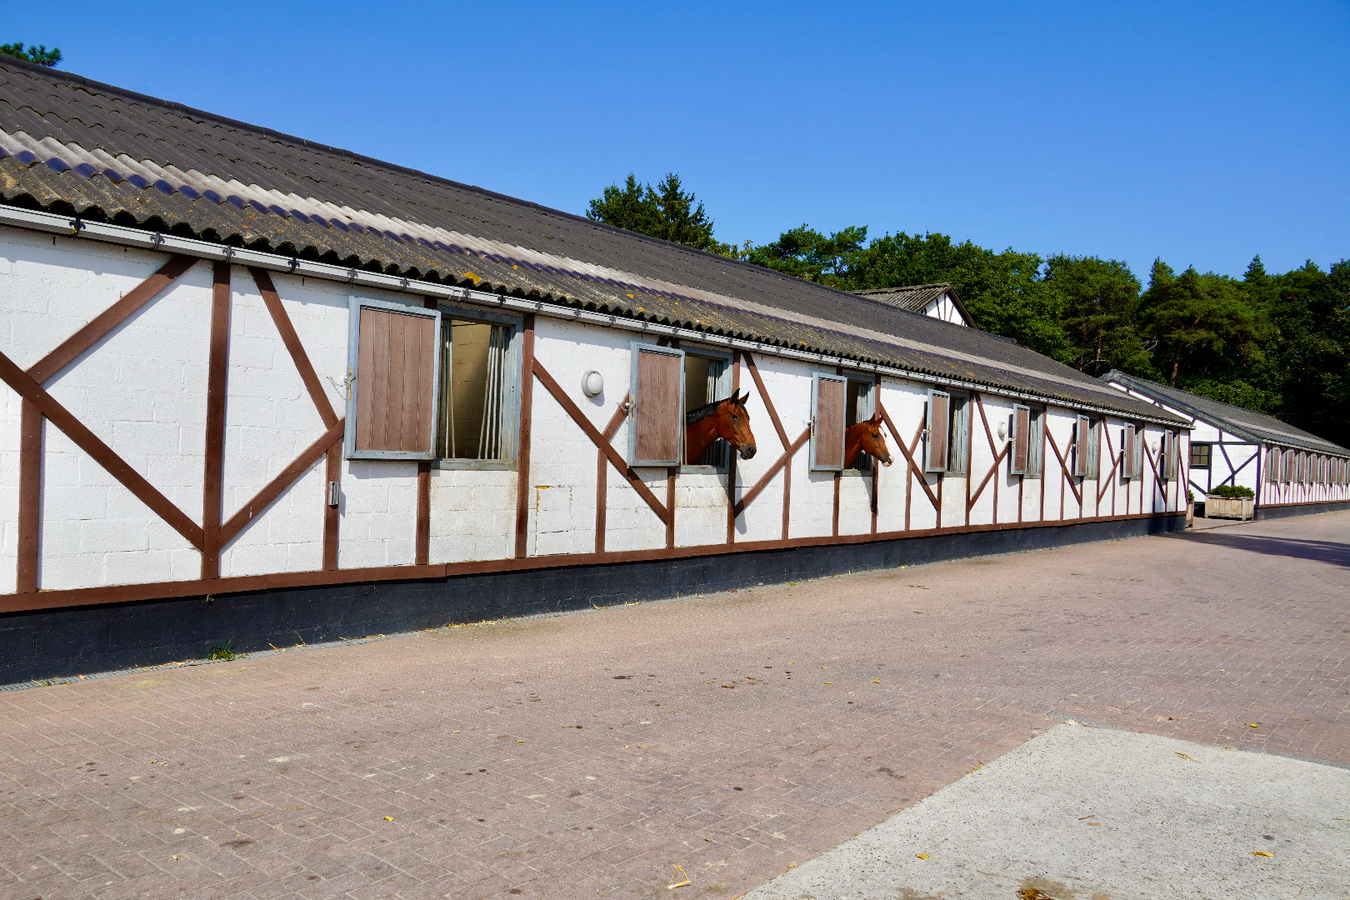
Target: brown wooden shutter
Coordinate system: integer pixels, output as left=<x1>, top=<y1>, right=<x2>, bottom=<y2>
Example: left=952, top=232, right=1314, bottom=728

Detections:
left=1265, top=447, right=1279, bottom=482
left=925, top=389, right=950, bottom=473
left=347, top=302, right=440, bottom=459
left=1010, top=405, right=1031, bottom=475
left=811, top=374, right=847, bottom=471
left=629, top=343, right=684, bottom=466
left=1073, top=415, right=1090, bottom=477
left=1122, top=425, right=1136, bottom=479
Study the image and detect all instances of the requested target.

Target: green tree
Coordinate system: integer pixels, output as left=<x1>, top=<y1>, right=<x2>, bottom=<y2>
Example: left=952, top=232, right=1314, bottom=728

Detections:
left=0, top=43, right=62, bottom=66
left=587, top=173, right=726, bottom=253
left=743, top=224, right=868, bottom=285
left=1043, top=254, right=1151, bottom=377
left=1139, top=261, right=1269, bottom=389
left=1267, top=260, right=1350, bottom=446
left=843, top=232, right=1071, bottom=360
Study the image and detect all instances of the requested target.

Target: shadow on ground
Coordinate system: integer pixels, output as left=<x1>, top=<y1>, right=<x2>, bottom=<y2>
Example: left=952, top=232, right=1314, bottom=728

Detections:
left=1170, top=530, right=1350, bottom=568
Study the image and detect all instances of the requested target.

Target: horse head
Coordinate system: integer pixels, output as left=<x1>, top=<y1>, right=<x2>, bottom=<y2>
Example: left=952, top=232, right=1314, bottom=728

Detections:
left=848, top=411, right=893, bottom=467
left=717, top=390, right=757, bottom=460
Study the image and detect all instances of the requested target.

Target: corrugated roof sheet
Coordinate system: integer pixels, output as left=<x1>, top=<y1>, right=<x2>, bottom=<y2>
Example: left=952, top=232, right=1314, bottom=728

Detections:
left=0, top=57, right=1182, bottom=424
left=1101, top=371, right=1349, bottom=457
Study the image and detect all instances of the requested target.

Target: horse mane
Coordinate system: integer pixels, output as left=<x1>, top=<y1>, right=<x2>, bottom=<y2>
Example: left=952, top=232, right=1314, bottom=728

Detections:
left=685, top=396, right=743, bottom=425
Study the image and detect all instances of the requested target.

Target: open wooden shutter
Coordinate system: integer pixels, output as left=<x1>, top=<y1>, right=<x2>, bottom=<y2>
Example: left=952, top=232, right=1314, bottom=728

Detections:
left=1010, top=405, right=1031, bottom=475
left=811, top=374, right=847, bottom=471
left=1072, top=415, right=1090, bottom=477
left=1265, top=447, right=1279, bottom=482
left=1121, top=425, right=1137, bottom=479
left=629, top=343, right=684, bottom=467
left=925, top=389, right=950, bottom=473
left=346, top=299, right=442, bottom=460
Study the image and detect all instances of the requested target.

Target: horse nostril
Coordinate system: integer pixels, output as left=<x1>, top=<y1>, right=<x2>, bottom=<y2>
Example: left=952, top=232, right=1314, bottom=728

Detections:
left=742, top=446, right=757, bottom=460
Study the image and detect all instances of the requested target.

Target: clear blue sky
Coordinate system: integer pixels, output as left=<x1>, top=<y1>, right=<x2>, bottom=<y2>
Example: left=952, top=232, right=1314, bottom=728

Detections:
left=7, top=1, right=1348, bottom=280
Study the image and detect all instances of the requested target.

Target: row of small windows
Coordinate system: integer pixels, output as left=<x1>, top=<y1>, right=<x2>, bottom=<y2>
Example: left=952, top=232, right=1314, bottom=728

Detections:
left=1264, top=447, right=1350, bottom=485
left=341, top=298, right=1186, bottom=484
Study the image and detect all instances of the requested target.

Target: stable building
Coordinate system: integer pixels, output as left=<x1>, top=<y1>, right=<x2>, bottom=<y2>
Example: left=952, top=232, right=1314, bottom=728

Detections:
left=1102, top=371, right=1350, bottom=519
left=853, top=284, right=974, bottom=327
left=0, top=59, right=1191, bottom=681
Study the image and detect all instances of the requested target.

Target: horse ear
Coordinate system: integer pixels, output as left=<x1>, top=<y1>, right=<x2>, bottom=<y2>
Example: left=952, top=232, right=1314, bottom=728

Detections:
left=738, top=390, right=750, bottom=406
left=871, top=409, right=883, bottom=424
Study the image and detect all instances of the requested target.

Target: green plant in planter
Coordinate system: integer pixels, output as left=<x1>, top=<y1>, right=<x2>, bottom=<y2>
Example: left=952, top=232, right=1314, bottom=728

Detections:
left=1186, top=489, right=1195, bottom=502
left=1208, top=484, right=1254, bottom=499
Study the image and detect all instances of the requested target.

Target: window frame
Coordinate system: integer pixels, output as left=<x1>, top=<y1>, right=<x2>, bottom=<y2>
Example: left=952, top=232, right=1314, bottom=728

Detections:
left=628, top=342, right=686, bottom=468
left=1121, top=423, right=1142, bottom=480
left=944, top=392, right=971, bottom=476
left=844, top=375, right=877, bottom=474
left=1072, top=415, right=1101, bottom=479
left=1193, top=442, right=1213, bottom=471
left=681, top=346, right=734, bottom=470
left=1026, top=406, right=1046, bottom=478
left=810, top=372, right=848, bottom=473
left=433, top=304, right=523, bottom=470
left=344, top=296, right=443, bottom=462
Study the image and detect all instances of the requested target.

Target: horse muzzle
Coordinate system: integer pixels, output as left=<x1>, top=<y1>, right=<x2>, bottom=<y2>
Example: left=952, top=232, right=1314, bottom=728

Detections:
left=739, top=444, right=757, bottom=460
left=879, top=455, right=893, bottom=467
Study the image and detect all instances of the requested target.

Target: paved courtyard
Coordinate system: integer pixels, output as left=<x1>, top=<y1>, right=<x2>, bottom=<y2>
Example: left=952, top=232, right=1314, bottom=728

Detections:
left=1, top=512, right=1348, bottom=900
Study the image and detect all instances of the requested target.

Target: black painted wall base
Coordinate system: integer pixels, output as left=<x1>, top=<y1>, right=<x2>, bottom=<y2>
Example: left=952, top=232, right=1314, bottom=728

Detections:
left=1257, top=499, right=1350, bottom=521
left=0, top=514, right=1185, bottom=685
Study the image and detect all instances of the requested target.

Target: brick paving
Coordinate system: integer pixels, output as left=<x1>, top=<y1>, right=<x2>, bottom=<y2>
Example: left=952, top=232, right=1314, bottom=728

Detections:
left=1, top=512, right=1347, bottom=900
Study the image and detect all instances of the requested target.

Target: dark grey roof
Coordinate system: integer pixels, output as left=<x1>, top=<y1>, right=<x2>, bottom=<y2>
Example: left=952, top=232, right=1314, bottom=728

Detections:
left=1101, top=371, right=1348, bottom=457
left=853, top=283, right=974, bottom=327
left=0, top=57, right=1182, bottom=425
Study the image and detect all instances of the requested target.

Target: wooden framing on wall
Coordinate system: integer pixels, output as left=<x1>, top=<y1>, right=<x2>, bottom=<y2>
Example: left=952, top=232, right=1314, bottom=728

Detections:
left=0, top=248, right=1203, bottom=612
left=5, top=254, right=347, bottom=595
left=201, top=260, right=232, bottom=579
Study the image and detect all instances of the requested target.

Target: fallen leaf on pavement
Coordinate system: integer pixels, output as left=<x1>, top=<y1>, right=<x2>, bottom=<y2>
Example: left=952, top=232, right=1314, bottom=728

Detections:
left=1253, top=850, right=1273, bottom=857
left=1176, top=752, right=1200, bottom=763
left=916, top=852, right=929, bottom=859
left=668, top=864, right=690, bottom=888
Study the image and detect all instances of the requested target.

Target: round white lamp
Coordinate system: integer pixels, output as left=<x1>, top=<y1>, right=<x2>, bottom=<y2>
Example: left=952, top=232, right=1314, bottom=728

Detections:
left=581, top=370, right=604, bottom=397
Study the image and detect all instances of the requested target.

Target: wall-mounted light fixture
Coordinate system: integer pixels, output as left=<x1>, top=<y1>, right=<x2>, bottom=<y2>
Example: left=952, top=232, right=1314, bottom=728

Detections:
left=581, top=370, right=604, bottom=397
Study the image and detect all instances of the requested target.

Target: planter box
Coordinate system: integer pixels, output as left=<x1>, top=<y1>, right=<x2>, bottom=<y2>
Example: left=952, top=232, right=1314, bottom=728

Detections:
left=1206, top=496, right=1254, bottom=520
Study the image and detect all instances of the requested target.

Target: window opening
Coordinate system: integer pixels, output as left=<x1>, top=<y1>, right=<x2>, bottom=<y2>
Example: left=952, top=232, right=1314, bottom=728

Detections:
left=1026, top=407, right=1045, bottom=478
left=437, top=318, right=516, bottom=461
left=945, top=394, right=970, bottom=475
left=845, top=379, right=875, bottom=473
left=683, top=352, right=730, bottom=467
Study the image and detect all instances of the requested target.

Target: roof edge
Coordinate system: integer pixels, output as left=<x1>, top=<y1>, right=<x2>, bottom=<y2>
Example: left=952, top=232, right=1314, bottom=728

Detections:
left=1100, top=370, right=1349, bottom=455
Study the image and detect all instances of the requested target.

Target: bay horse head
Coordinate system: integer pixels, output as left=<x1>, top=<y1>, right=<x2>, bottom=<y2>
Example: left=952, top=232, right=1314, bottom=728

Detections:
left=845, top=411, right=892, bottom=468
left=685, top=390, right=758, bottom=464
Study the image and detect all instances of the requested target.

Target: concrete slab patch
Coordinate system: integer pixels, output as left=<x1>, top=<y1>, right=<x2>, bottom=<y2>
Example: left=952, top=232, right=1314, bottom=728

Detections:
left=743, top=721, right=1350, bottom=900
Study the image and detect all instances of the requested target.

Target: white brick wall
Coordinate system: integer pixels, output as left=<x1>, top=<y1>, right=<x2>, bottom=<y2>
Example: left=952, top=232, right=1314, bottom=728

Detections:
left=428, top=468, right=516, bottom=564
left=674, top=470, right=727, bottom=548
left=220, top=462, right=325, bottom=577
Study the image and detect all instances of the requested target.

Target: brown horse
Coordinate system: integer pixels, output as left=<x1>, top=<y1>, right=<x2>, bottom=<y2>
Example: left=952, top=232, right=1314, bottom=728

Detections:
left=845, top=411, right=893, bottom=468
left=685, top=391, right=758, bottom=463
